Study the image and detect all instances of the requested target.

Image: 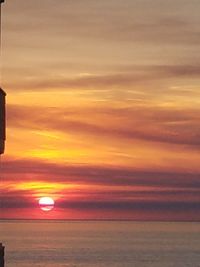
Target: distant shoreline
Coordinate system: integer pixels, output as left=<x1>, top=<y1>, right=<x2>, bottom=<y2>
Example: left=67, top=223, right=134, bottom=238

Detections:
left=0, top=219, right=199, bottom=223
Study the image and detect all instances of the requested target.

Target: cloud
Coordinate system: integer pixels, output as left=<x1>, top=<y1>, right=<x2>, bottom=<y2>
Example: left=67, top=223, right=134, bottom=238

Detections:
left=56, top=200, right=200, bottom=213
left=5, top=0, right=200, bottom=46
left=7, top=104, right=200, bottom=148
left=2, top=158, right=200, bottom=190
left=4, top=64, right=200, bottom=93
left=1, top=194, right=199, bottom=214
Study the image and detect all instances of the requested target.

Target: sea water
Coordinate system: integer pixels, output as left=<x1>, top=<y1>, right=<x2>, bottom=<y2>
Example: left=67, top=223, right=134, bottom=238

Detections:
left=0, top=221, right=200, bottom=267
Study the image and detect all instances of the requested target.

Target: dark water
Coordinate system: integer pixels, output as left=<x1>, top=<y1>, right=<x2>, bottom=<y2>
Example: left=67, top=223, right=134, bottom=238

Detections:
left=0, top=221, right=200, bottom=267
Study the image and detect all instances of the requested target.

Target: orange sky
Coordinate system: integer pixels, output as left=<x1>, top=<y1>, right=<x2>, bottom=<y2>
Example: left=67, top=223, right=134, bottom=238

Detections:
left=0, top=0, right=200, bottom=220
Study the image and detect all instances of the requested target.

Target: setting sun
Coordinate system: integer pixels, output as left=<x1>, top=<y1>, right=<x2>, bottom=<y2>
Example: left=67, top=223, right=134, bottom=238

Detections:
left=39, top=197, right=55, bottom=212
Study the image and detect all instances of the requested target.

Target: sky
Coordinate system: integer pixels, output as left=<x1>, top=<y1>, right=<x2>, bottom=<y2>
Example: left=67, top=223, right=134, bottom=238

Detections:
left=0, top=0, right=200, bottom=220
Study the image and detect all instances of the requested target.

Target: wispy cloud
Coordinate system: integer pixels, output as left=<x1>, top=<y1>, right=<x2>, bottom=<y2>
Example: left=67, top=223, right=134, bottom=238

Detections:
left=7, top=104, right=200, bottom=147
left=4, top=64, right=200, bottom=91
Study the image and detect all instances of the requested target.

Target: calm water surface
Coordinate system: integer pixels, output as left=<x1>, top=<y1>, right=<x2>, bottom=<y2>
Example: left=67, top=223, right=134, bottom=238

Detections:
left=0, top=221, right=200, bottom=267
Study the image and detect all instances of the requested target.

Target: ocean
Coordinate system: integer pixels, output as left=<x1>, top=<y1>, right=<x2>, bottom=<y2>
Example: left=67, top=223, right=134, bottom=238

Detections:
left=0, top=221, right=199, bottom=267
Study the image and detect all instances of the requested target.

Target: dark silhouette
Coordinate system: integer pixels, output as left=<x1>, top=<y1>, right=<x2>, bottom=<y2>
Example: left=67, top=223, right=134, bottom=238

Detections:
left=0, top=244, right=4, bottom=267
left=0, top=89, right=6, bottom=155
left=0, top=3, right=6, bottom=267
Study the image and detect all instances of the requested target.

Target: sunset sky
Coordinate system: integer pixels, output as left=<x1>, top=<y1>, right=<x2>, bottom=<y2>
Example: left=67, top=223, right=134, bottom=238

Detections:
left=1, top=0, right=200, bottom=220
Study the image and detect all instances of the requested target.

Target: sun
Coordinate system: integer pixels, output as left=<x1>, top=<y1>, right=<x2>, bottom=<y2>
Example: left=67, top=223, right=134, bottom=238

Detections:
left=39, top=197, right=55, bottom=212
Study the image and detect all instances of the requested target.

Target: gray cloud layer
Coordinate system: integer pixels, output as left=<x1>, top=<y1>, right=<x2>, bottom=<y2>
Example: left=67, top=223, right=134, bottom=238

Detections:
left=3, top=159, right=200, bottom=189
